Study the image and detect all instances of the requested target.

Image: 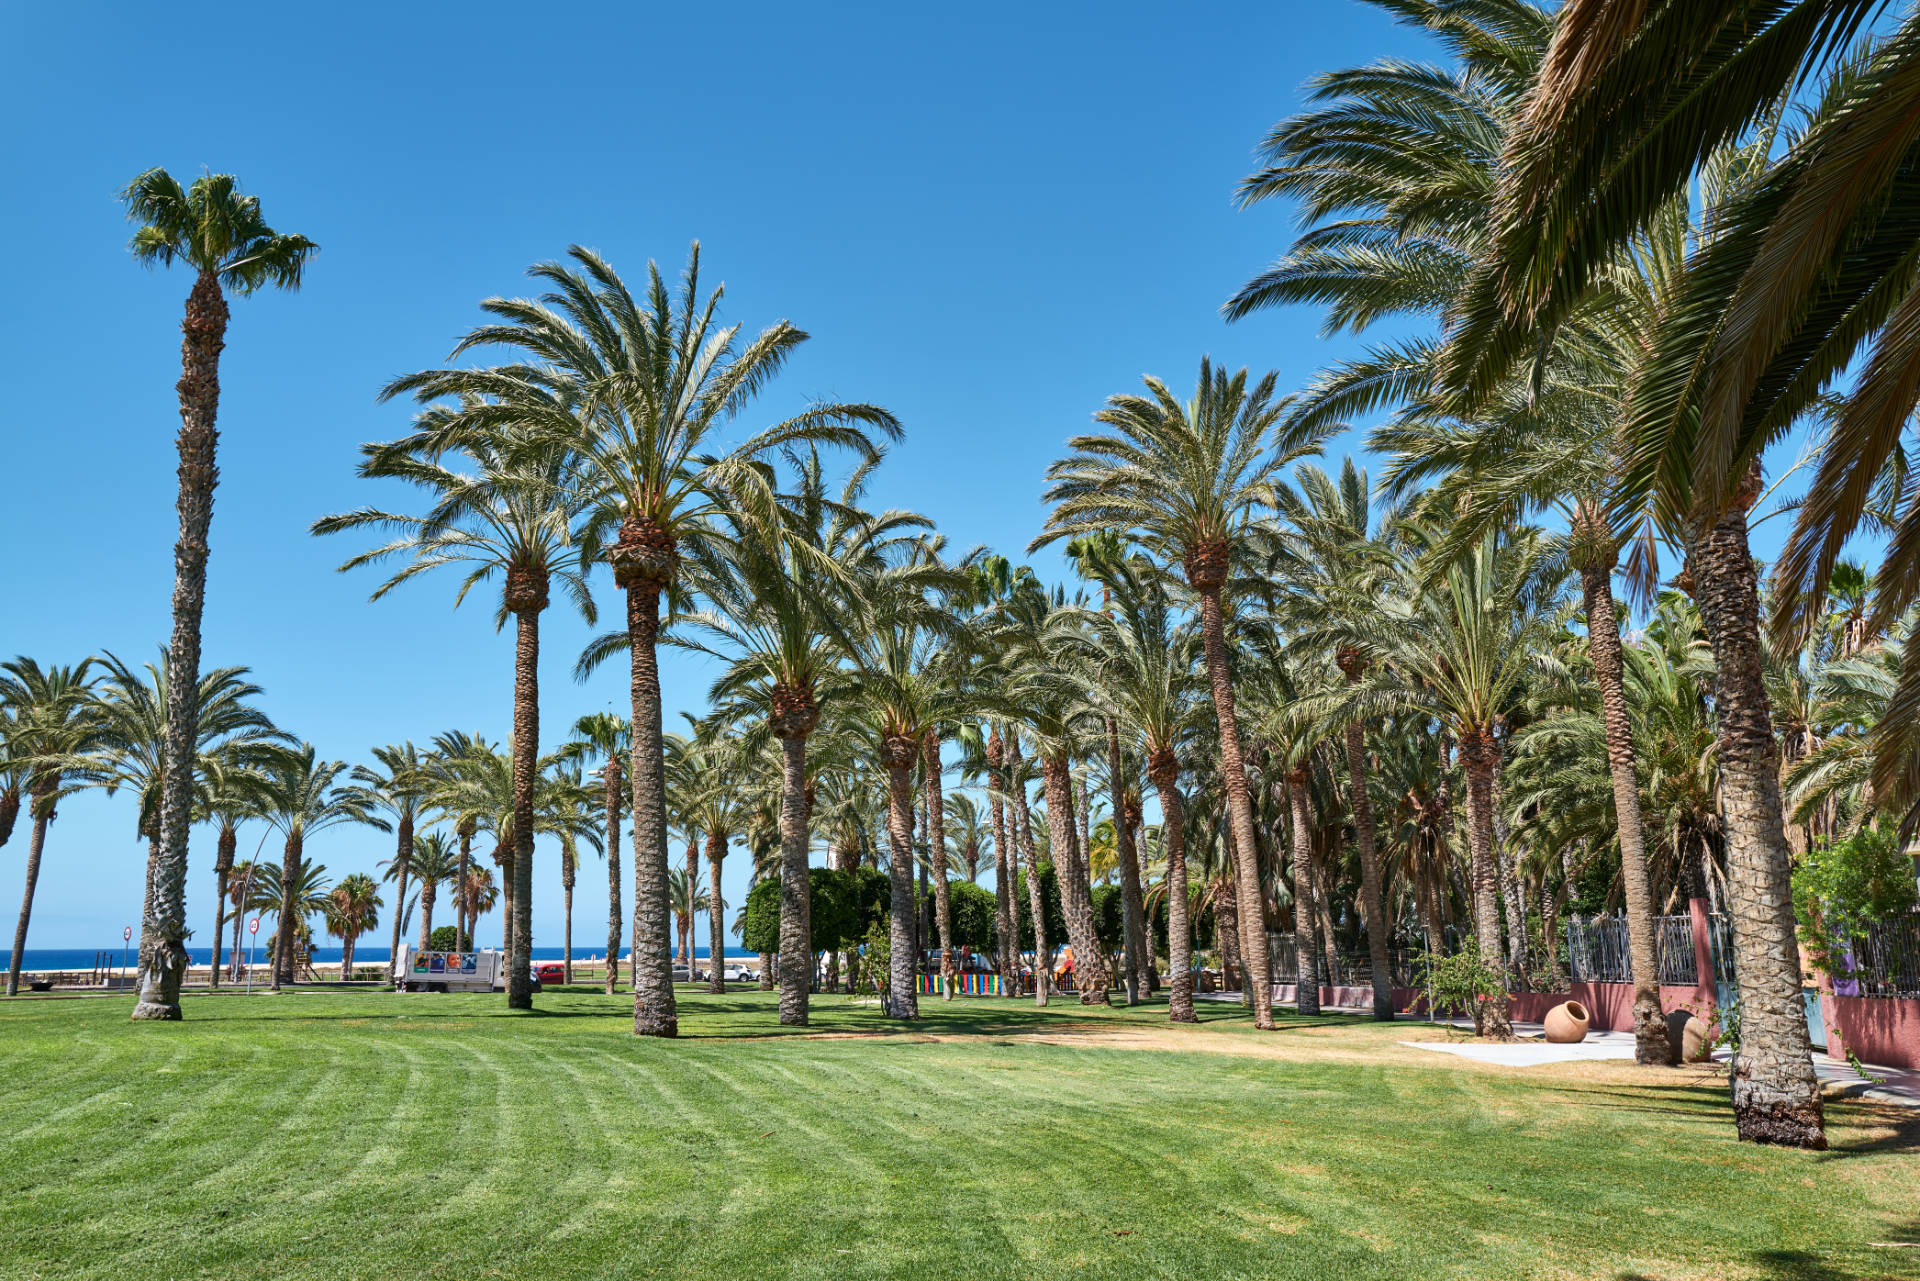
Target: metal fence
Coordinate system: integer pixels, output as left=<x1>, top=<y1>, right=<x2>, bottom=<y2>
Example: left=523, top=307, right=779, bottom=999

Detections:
left=1565, top=914, right=1734, bottom=986
left=1265, top=936, right=1423, bottom=989
left=1849, top=915, right=1920, bottom=998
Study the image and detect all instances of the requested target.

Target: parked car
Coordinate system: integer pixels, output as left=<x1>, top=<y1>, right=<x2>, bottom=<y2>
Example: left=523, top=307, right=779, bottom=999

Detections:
left=671, top=964, right=693, bottom=983
left=535, top=962, right=566, bottom=987
left=723, top=962, right=756, bottom=983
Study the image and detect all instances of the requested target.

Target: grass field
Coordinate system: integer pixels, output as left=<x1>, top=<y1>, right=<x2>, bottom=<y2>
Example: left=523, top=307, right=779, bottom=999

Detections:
left=2, top=986, right=1915, bottom=1280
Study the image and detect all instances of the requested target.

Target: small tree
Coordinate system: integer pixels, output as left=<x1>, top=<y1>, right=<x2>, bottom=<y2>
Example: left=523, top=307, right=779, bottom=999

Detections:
left=1793, top=826, right=1919, bottom=983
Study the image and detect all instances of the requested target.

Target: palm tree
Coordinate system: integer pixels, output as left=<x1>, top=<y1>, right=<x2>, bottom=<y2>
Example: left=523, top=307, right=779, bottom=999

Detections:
left=566, top=712, right=630, bottom=992
left=2, top=659, right=101, bottom=997
left=458, top=863, right=502, bottom=942
left=425, top=731, right=496, bottom=950
left=1036, top=359, right=1326, bottom=1029
left=326, top=873, right=383, bottom=981
left=682, top=453, right=929, bottom=1022
left=1072, top=555, right=1205, bottom=1022
left=119, top=168, right=315, bottom=1022
left=943, top=792, right=990, bottom=883
left=317, top=420, right=596, bottom=1012
left=383, top=245, right=900, bottom=1038
left=397, top=831, right=459, bottom=952
left=201, top=761, right=272, bottom=990
left=84, top=650, right=283, bottom=991
left=350, top=743, right=433, bottom=987
left=248, top=857, right=332, bottom=981
left=254, top=745, right=384, bottom=988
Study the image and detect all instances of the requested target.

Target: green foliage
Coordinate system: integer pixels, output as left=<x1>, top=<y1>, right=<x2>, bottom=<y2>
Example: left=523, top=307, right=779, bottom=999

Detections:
left=741, top=868, right=889, bottom=957
left=1792, top=825, right=1919, bottom=975
left=946, top=880, right=997, bottom=953
left=1091, top=884, right=1123, bottom=952
left=1416, top=939, right=1503, bottom=1024
left=860, top=915, right=890, bottom=997
left=741, top=878, right=781, bottom=956
left=427, top=926, right=458, bottom=951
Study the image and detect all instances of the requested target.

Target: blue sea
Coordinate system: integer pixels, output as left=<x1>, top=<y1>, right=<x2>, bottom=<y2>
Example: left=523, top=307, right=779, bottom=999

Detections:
left=3, top=944, right=754, bottom=971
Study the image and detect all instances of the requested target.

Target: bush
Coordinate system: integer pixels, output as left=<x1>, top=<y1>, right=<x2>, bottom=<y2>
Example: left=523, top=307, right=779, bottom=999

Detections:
left=1416, top=937, right=1504, bottom=1030
left=947, top=880, right=997, bottom=954
left=740, top=878, right=781, bottom=956
left=1012, top=863, right=1066, bottom=951
left=427, top=926, right=459, bottom=951
left=1792, top=825, right=1919, bottom=977
left=741, top=867, right=886, bottom=957
left=1091, top=884, right=1124, bottom=952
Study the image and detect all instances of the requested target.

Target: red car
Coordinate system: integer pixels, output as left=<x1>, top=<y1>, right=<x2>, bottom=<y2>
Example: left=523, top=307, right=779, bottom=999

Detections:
left=534, top=963, right=566, bottom=987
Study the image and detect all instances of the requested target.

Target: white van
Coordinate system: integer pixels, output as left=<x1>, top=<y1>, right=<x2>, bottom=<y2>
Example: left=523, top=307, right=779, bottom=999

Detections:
left=394, top=944, right=507, bottom=993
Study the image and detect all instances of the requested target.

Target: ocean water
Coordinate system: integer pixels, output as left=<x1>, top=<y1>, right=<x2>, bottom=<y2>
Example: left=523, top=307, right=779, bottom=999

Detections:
left=3, top=944, right=755, bottom=971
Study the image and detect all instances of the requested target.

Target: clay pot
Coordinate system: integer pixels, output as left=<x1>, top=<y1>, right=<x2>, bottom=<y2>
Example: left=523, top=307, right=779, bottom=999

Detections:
left=1543, top=1000, right=1590, bottom=1043
left=1681, top=1015, right=1714, bottom=1063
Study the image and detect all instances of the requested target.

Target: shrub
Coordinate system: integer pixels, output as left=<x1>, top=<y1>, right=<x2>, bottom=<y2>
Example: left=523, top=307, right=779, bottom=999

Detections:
left=427, top=926, right=458, bottom=951
left=1792, top=826, right=1919, bottom=978
left=1416, top=937, right=1504, bottom=1031
left=947, top=880, right=997, bottom=954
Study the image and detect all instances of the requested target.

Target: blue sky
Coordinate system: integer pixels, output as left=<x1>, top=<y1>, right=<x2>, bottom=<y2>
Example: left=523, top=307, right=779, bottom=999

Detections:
left=3, top=1, right=1502, bottom=954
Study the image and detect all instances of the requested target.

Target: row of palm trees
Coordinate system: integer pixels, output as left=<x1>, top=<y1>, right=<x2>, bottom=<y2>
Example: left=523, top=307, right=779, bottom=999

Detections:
left=91, top=1, right=1920, bottom=1160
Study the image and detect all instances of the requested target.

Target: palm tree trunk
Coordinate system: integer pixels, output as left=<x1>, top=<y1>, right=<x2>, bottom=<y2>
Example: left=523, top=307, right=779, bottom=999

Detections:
left=1337, top=659, right=1394, bottom=1019
left=561, top=841, right=575, bottom=983
left=343, top=933, right=356, bottom=983
left=507, top=600, right=540, bottom=1011
left=1287, top=769, right=1321, bottom=1017
left=1109, top=721, right=1148, bottom=1004
left=5, top=805, right=52, bottom=997
left=1685, top=486, right=1825, bottom=1148
left=1041, top=753, right=1109, bottom=1004
left=604, top=757, right=623, bottom=994
left=1217, top=878, right=1244, bottom=992
left=923, top=732, right=957, bottom=1001
left=388, top=813, right=412, bottom=988
left=455, top=825, right=472, bottom=950
left=882, top=740, right=921, bottom=1019
left=684, top=838, right=700, bottom=972
left=1007, top=736, right=1049, bottom=1006
left=418, top=880, right=435, bottom=953
left=1149, top=751, right=1196, bottom=1024
left=707, top=832, right=728, bottom=995
left=778, top=733, right=813, bottom=1025
left=134, top=268, right=228, bottom=1023
left=1195, top=584, right=1275, bottom=1029
left=1310, top=842, right=1341, bottom=985
left=1458, top=730, right=1513, bottom=1040
left=1578, top=555, right=1667, bottom=1064
left=210, top=876, right=227, bottom=993
left=987, top=730, right=1017, bottom=995
left=625, top=580, right=678, bottom=1038
left=272, top=832, right=302, bottom=990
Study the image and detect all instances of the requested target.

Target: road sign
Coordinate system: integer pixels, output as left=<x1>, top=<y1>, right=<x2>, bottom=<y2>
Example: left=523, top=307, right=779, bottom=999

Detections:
left=248, top=918, right=260, bottom=935
left=123, top=925, right=132, bottom=942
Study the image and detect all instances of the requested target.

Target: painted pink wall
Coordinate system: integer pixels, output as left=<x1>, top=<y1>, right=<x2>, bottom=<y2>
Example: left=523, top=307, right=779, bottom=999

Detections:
left=1820, top=991, right=1920, bottom=1068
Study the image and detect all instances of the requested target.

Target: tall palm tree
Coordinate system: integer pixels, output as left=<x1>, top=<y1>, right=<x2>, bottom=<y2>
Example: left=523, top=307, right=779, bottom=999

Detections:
left=425, top=731, right=496, bottom=950
left=326, top=873, right=382, bottom=981
left=248, top=857, right=333, bottom=980
left=566, top=712, right=630, bottom=992
left=1036, top=360, right=1326, bottom=1029
left=385, top=245, right=899, bottom=1037
left=119, top=168, right=315, bottom=1022
left=2, top=659, right=101, bottom=997
left=85, top=650, right=283, bottom=990
left=201, top=761, right=272, bottom=990
left=254, top=745, right=384, bottom=988
left=350, top=743, right=433, bottom=986
left=317, top=420, right=596, bottom=1012
left=397, top=831, right=459, bottom=952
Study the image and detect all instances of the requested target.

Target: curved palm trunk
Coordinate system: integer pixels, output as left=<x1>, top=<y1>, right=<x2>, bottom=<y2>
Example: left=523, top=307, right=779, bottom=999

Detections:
left=882, top=744, right=920, bottom=1019
left=505, top=600, right=540, bottom=1009
left=1109, top=722, right=1148, bottom=1004
left=1150, top=755, right=1196, bottom=1024
left=5, top=799, right=53, bottom=997
left=387, top=813, right=412, bottom=987
left=603, top=757, right=623, bottom=993
left=1007, top=737, right=1049, bottom=1006
left=625, top=581, right=677, bottom=1037
left=1196, top=583, right=1275, bottom=1029
left=1686, top=488, right=1825, bottom=1148
left=1578, top=555, right=1666, bottom=1064
left=987, top=731, right=1017, bottom=995
left=272, top=831, right=303, bottom=990
left=923, top=733, right=957, bottom=1001
left=778, top=733, right=813, bottom=1025
left=1338, top=659, right=1394, bottom=1020
left=1458, top=730, right=1513, bottom=1040
left=135, top=268, right=228, bottom=1023
left=707, top=832, right=728, bottom=995
left=1041, top=753, right=1109, bottom=1004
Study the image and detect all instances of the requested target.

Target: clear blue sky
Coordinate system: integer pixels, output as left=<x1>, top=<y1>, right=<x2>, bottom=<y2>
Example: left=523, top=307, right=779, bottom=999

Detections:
left=2, top=2, right=1459, bottom=953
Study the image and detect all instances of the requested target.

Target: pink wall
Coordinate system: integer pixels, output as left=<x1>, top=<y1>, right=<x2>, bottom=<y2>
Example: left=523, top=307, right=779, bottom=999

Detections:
left=1820, top=991, right=1920, bottom=1068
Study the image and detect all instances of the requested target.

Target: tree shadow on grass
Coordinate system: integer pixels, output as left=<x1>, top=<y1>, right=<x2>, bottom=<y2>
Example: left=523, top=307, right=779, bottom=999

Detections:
left=1816, top=1103, right=1920, bottom=1158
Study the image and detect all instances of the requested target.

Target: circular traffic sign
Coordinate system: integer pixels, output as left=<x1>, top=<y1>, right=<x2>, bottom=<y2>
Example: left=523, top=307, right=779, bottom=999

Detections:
left=248, top=918, right=260, bottom=935
left=122, top=925, right=132, bottom=942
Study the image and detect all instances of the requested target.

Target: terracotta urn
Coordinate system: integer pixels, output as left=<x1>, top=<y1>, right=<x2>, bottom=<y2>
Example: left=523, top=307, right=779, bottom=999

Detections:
left=1543, top=1000, right=1590, bottom=1043
left=1681, top=1015, right=1714, bottom=1063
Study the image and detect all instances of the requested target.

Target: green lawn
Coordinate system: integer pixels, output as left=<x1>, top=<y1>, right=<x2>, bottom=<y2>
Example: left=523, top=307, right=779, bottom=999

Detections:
left=2, top=987, right=1915, bottom=1280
